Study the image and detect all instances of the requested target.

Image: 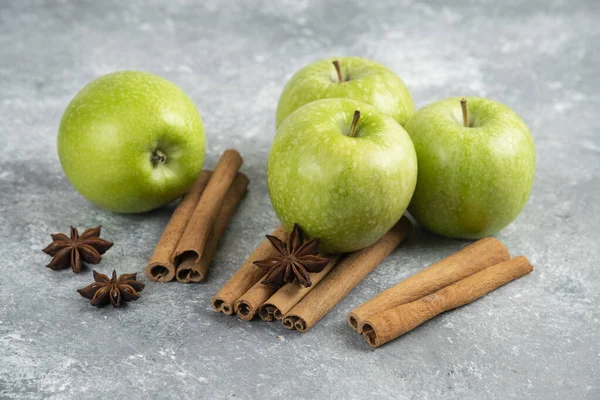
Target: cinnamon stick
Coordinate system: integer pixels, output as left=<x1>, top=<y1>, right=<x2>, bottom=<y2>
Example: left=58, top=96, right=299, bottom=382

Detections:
left=212, top=226, right=287, bottom=315
left=145, top=171, right=212, bottom=282
left=258, top=255, right=340, bottom=321
left=234, top=279, right=279, bottom=321
left=282, top=217, right=412, bottom=332
left=361, top=256, right=533, bottom=348
left=348, top=237, right=510, bottom=333
left=176, top=173, right=249, bottom=283
left=173, top=149, right=243, bottom=263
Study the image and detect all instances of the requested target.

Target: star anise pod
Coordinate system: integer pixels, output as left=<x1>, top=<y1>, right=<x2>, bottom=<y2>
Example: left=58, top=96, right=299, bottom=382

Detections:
left=42, top=226, right=113, bottom=273
left=253, top=223, right=330, bottom=288
left=77, top=270, right=145, bottom=308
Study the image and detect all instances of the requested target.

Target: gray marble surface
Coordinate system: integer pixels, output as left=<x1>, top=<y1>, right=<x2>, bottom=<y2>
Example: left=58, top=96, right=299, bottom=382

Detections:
left=1, top=1, right=599, bottom=399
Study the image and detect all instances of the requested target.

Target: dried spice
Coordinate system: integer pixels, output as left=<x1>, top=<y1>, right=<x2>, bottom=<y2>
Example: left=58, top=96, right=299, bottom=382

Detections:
left=77, top=270, right=145, bottom=308
left=253, top=223, right=329, bottom=288
left=42, top=226, right=113, bottom=273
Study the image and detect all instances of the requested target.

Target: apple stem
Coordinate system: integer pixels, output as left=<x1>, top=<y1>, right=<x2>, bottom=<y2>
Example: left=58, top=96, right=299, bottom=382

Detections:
left=349, top=110, right=361, bottom=137
left=460, top=98, right=469, bottom=127
left=151, top=149, right=167, bottom=165
left=333, top=60, right=343, bottom=83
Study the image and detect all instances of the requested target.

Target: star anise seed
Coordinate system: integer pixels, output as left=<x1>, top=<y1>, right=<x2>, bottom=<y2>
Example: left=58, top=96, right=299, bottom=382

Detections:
left=253, top=223, right=330, bottom=288
left=42, top=226, right=113, bottom=273
left=77, top=270, right=145, bottom=308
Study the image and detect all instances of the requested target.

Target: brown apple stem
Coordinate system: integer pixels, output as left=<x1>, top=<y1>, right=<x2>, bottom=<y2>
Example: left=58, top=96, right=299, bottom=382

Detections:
left=460, top=98, right=469, bottom=127
left=332, top=60, right=343, bottom=83
left=349, top=110, right=361, bottom=137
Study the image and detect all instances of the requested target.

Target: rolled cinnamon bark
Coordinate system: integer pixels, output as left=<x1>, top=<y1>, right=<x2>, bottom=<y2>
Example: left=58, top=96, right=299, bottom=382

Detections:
left=145, top=171, right=212, bottom=282
left=234, top=280, right=279, bottom=321
left=348, top=237, right=509, bottom=333
left=176, top=173, right=249, bottom=283
left=258, top=255, right=340, bottom=321
left=361, top=256, right=533, bottom=348
left=173, top=149, right=243, bottom=263
left=282, top=217, right=412, bottom=332
left=212, top=226, right=287, bottom=315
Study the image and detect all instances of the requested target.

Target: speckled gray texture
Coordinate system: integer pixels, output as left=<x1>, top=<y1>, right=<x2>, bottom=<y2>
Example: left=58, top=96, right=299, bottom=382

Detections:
left=1, top=1, right=599, bottom=399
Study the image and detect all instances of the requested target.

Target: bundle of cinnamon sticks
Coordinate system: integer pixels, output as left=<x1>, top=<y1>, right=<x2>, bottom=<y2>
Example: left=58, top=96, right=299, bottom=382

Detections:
left=212, top=216, right=413, bottom=331
left=348, top=238, right=534, bottom=347
left=145, top=149, right=248, bottom=283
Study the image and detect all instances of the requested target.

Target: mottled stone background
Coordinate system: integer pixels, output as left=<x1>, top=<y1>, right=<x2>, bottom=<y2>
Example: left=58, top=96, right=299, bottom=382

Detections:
left=1, top=1, right=598, bottom=399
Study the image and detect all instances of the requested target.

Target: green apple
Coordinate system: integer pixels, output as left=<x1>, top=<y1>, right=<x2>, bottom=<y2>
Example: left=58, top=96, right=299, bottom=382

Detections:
left=405, top=96, right=536, bottom=239
left=275, top=56, right=414, bottom=128
left=268, top=98, right=418, bottom=254
left=58, top=71, right=206, bottom=213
